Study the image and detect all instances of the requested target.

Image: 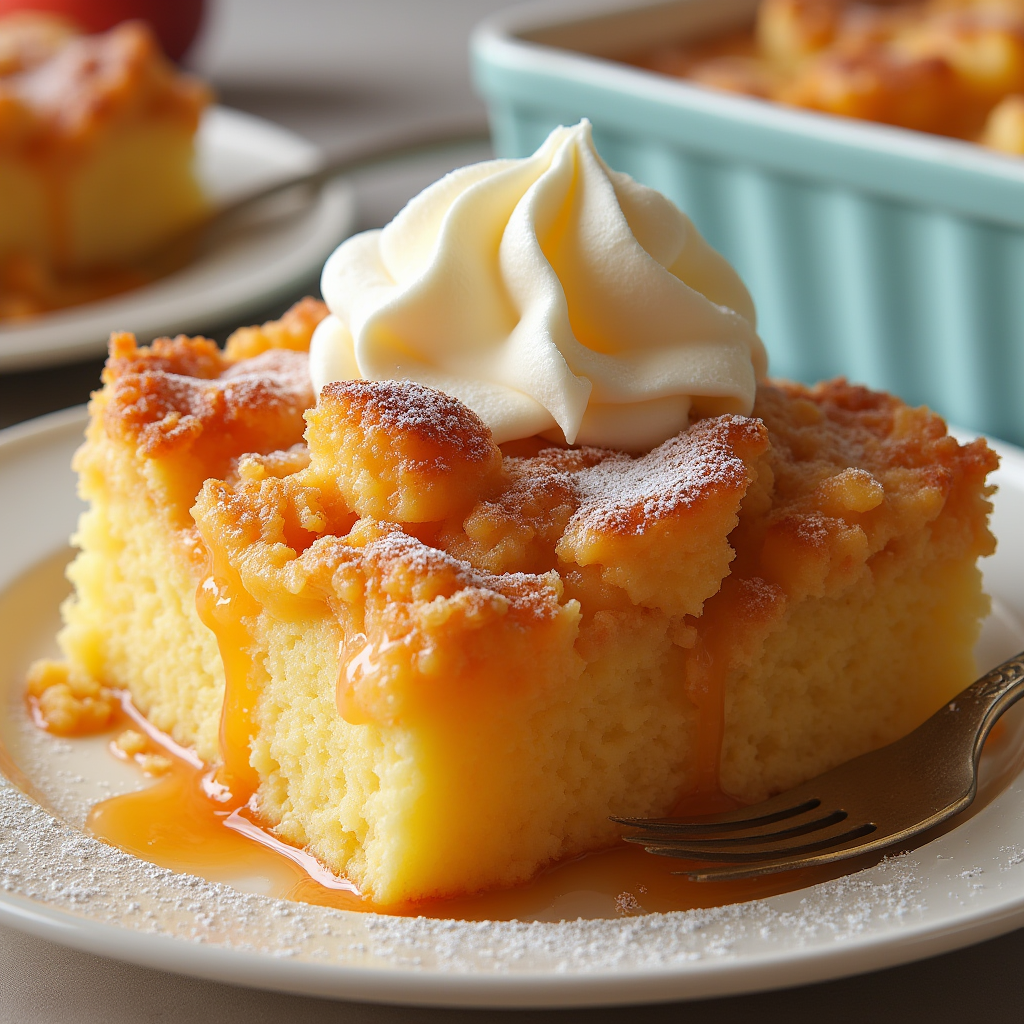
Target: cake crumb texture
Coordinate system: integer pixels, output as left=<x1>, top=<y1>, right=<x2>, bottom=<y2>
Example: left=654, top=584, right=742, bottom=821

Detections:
left=25, top=658, right=117, bottom=736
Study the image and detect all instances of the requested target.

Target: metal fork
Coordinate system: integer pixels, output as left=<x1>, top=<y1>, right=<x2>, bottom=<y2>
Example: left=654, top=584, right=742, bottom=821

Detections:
left=613, top=650, right=1024, bottom=882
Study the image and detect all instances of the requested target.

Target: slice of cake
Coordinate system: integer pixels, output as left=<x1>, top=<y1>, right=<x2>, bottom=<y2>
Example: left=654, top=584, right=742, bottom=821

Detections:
left=33, top=308, right=996, bottom=904
left=0, top=14, right=210, bottom=318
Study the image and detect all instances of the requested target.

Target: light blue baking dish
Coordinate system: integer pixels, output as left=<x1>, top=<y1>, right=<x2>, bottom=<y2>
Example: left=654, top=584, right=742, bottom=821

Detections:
left=471, top=0, right=1024, bottom=445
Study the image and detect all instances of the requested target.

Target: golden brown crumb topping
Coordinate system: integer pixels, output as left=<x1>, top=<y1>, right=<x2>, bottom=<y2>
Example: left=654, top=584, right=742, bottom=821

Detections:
left=304, top=380, right=507, bottom=524
left=637, top=0, right=1024, bottom=149
left=94, top=300, right=326, bottom=519
left=0, top=17, right=210, bottom=154
left=223, top=297, right=329, bottom=361
left=103, top=331, right=225, bottom=382
left=94, top=298, right=995, bottom=712
left=101, top=303, right=996, bottom=619
left=733, top=378, right=998, bottom=602
left=191, top=364, right=996, bottom=644
left=565, top=415, right=770, bottom=536
left=103, top=336, right=313, bottom=462
left=437, top=415, right=771, bottom=617
left=100, top=299, right=327, bottom=461
left=192, top=378, right=773, bottom=645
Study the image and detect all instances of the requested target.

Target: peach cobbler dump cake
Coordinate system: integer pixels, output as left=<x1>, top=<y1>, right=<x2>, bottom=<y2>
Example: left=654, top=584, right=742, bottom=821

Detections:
left=27, top=124, right=997, bottom=907
left=0, top=13, right=209, bottom=319
left=28, top=303, right=996, bottom=904
left=637, top=0, right=1024, bottom=154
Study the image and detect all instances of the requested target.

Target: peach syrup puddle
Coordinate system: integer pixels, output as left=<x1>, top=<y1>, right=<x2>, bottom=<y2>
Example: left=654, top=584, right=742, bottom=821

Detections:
left=65, top=693, right=924, bottom=922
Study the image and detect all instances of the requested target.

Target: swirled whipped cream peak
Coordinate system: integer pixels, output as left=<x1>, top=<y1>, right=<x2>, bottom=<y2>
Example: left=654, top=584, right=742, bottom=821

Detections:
left=310, top=120, right=767, bottom=451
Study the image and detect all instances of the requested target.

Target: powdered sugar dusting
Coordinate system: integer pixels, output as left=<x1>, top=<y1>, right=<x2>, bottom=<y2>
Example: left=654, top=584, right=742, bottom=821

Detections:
left=220, top=349, right=313, bottom=396
left=569, top=415, right=764, bottom=535
left=322, top=379, right=497, bottom=466
left=360, top=526, right=562, bottom=622
left=0, top=768, right=934, bottom=973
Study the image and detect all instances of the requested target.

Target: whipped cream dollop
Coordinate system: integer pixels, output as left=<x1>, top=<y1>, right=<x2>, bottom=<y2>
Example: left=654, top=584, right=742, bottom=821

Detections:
left=310, top=120, right=767, bottom=450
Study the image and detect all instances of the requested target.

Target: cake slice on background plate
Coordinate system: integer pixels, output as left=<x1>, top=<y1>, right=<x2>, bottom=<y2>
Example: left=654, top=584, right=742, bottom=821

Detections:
left=0, top=13, right=210, bottom=317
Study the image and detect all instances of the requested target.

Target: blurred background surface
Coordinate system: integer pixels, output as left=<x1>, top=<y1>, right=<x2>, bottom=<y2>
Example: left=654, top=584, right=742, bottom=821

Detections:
left=190, top=0, right=509, bottom=230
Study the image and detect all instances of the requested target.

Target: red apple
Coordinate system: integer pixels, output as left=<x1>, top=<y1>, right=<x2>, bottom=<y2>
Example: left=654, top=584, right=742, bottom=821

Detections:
left=0, top=0, right=205, bottom=60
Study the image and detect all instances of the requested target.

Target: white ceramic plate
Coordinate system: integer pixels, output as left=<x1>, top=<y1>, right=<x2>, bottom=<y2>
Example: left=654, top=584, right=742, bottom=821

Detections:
left=0, top=108, right=355, bottom=373
left=1, top=408, right=1023, bottom=1010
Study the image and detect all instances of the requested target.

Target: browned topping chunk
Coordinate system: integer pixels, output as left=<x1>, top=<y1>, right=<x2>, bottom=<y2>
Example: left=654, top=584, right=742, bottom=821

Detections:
left=0, top=18, right=209, bottom=151
left=224, top=297, right=329, bottom=361
left=26, top=659, right=117, bottom=736
left=304, top=379, right=507, bottom=523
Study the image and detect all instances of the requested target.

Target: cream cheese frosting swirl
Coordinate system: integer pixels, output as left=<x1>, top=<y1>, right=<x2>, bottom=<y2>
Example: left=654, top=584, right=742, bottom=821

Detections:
left=310, top=120, right=767, bottom=451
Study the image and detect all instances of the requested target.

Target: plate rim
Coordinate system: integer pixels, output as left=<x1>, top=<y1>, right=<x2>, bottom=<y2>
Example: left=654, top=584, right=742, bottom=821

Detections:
left=1, top=406, right=1024, bottom=1009
left=1, top=880, right=1024, bottom=1009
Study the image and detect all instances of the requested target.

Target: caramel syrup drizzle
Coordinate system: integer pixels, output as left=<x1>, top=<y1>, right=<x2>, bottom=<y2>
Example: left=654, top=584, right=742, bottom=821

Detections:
left=86, top=688, right=856, bottom=920
left=79, top=547, right=836, bottom=920
left=195, top=558, right=262, bottom=799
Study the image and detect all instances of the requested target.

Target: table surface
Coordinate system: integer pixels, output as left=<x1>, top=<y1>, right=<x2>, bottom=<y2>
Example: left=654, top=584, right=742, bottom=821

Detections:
left=2, top=2, right=1023, bottom=1020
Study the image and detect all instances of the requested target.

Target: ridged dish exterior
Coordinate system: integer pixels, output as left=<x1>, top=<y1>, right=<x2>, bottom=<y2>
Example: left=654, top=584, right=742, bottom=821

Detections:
left=472, top=0, right=1024, bottom=446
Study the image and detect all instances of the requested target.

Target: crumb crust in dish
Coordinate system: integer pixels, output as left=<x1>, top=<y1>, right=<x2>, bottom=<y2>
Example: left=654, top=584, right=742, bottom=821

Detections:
left=636, top=0, right=1024, bottom=154
left=34, top=298, right=997, bottom=905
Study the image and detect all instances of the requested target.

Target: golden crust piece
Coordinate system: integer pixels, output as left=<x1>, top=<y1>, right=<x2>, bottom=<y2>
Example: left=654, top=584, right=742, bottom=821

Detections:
left=93, top=300, right=325, bottom=521
left=190, top=368, right=995, bottom=665
left=304, top=379, right=507, bottom=524
left=726, top=377, right=996, bottom=605
left=101, top=299, right=327, bottom=461
left=194, top=381, right=769, bottom=635
left=0, top=17, right=210, bottom=153
left=223, top=297, right=329, bottom=361
left=207, top=380, right=771, bottom=618
left=435, top=414, right=771, bottom=616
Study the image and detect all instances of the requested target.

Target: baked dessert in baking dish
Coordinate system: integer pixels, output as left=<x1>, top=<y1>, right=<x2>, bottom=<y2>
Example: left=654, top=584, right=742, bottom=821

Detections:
left=638, top=0, right=1024, bottom=154
left=29, top=123, right=998, bottom=906
left=0, top=13, right=210, bottom=319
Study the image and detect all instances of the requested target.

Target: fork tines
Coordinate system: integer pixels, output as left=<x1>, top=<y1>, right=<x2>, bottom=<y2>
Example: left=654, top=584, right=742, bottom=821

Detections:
left=613, top=652, right=1024, bottom=883
left=612, top=799, right=879, bottom=881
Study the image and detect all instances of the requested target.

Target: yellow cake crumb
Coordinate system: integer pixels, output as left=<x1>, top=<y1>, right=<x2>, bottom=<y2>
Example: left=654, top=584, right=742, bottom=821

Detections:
left=112, top=728, right=147, bottom=756
left=26, top=659, right=117, bottom=736
left=112, top=729, right=173, bottom=775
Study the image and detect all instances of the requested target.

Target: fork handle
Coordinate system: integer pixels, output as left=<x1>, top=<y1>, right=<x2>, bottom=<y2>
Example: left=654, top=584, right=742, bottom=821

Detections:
left=948, top=650, right=1024, bottom=765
